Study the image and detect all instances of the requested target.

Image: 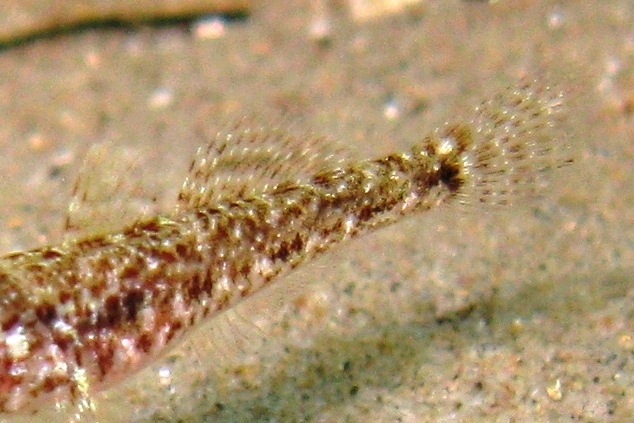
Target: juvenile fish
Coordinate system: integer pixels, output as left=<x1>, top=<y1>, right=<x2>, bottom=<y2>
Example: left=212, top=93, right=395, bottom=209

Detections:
left=0, top=79, right=573, bottom=416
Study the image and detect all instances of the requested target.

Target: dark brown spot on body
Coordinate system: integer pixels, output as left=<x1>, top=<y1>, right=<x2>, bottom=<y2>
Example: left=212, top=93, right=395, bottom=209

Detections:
left=122, top=290, right=144, bottom=321
left=36, top=303, right=57, bottom=324
left=439, top=162, right=463, bottom=192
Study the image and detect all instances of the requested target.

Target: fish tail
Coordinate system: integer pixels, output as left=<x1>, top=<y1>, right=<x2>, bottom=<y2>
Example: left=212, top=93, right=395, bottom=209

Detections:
left=426, top=78, right=574, bottom=206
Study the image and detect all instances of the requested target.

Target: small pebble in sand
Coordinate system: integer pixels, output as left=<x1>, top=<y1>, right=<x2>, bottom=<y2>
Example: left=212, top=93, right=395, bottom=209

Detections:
left=192, top=15, right=228, bottom=40
left=546, top=378, right=563, bottom=401
left=148, top=87, right=175, bottom=110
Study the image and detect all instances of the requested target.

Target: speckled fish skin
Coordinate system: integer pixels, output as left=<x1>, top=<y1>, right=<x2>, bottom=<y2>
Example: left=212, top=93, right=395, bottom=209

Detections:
left=0, top=80, right=571, bottom=415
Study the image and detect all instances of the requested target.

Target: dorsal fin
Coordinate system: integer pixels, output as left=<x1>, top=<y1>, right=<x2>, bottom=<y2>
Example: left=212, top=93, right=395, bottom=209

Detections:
left=177, top=118, right=353, bottom=209
left=64, top=142, right=161, bottom=240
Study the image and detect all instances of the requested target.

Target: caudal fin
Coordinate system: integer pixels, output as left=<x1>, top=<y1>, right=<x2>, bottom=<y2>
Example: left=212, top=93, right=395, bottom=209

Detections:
left=438, top=79, right=575, bottom=206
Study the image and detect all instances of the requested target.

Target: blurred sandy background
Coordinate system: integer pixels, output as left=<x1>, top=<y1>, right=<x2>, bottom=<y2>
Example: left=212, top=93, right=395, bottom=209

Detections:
left=0, top=1, right=631, bottom=422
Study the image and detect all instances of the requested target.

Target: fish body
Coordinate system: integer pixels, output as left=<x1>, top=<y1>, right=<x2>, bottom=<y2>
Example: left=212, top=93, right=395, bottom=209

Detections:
left=0, top=80, right=572, bottom=415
